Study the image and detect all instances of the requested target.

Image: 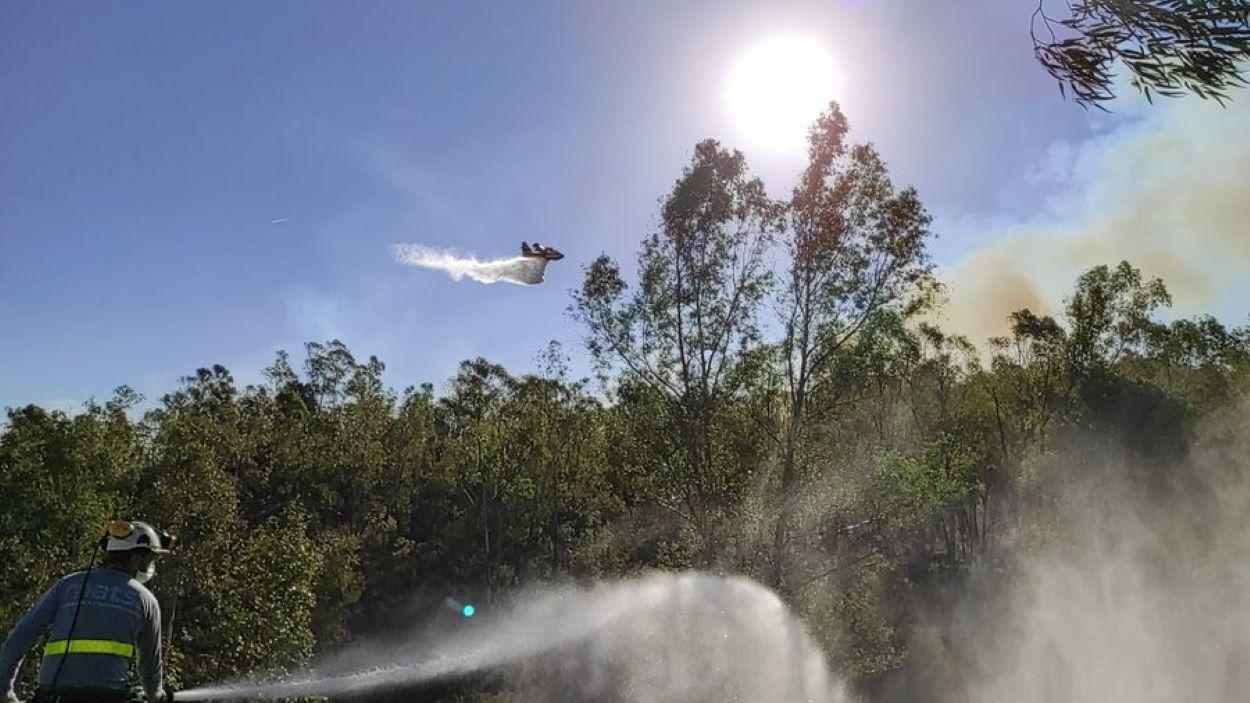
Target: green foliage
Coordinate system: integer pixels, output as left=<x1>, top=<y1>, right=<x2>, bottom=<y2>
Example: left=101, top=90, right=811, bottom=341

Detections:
left=1032, top=0, right=1250, bottom=106
left=572, top=139, right=779, bottom=559
left=813, top=575, right=906, bottom=684
left=0, top=391, right=142, bottom=690
left=214, top=509, right=322, bottom=676
left=4, top=101, right=1248, bottom=703
left=767, top=102, right=937, bottom=595
left=4, top=256, right=1245, bottom=700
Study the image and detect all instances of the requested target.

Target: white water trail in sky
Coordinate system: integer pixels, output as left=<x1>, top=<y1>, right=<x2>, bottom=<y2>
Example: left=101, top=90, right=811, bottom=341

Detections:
left=176, top=572, right=846, bottom=702
left=392, top=243, right=548, bottom=285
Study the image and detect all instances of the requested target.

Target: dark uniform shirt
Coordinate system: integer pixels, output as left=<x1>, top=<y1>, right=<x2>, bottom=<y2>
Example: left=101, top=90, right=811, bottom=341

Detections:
left=0, top=568, right=162, bottom=700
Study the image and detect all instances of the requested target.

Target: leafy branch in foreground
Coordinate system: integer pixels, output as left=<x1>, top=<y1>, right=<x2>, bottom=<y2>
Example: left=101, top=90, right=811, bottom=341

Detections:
left=1032, top=0, right=1250, bottom=107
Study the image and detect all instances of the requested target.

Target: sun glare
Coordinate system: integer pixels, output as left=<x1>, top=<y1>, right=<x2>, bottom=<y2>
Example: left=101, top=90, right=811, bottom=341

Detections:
left=726, top=36, right=839, bottom=153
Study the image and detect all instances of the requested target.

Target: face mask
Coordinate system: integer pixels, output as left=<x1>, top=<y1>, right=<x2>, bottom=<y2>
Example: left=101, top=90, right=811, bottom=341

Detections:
left=136, top=561, right=156, bottom=585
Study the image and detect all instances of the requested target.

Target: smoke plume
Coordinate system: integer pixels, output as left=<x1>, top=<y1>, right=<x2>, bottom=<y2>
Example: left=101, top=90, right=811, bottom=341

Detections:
left=939, top=95, right=1250, bottom=344
left=892, top=400, right=1250, bottom=703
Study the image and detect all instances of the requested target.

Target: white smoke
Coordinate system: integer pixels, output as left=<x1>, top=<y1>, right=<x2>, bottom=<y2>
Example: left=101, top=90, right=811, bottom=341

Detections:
left=894, top=402, right=1250, bottom=703
left=392, top=243, right=549, bottom=285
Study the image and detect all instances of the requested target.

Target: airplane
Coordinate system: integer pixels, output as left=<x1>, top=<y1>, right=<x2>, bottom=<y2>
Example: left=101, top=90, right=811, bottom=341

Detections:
left=520, top=241, right=565, bottom=261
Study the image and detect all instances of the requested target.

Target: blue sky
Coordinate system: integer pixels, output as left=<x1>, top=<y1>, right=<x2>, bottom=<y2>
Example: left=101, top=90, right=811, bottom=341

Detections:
left=3, top=1, right=1246, bottom=411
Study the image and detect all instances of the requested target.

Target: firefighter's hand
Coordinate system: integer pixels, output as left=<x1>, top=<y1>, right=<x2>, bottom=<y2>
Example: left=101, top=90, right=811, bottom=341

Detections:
left=131, top=685, right=162, bottom=703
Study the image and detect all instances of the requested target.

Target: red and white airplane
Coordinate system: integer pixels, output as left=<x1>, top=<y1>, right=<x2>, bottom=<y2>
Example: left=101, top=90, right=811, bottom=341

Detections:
left=520, top=241, right=565, bottom=261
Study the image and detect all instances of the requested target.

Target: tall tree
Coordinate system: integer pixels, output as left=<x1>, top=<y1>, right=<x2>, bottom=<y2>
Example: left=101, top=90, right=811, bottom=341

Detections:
left=769, top=104, right=935, bottom=596
left=573, top=139, right=779, bottom=559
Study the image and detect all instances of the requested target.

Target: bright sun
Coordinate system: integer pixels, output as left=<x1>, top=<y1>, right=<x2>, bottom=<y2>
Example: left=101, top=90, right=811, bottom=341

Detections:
left=726, top=36, right=839, bottom=152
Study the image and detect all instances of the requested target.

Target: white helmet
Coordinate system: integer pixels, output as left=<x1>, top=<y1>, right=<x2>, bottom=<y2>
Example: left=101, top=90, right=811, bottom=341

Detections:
left=105, top=520, right=175, bottom=554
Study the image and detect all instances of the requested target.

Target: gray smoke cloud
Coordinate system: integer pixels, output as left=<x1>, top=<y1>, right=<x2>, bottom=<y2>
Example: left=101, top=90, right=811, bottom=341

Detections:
left=392, top=244, right=549, bottom=285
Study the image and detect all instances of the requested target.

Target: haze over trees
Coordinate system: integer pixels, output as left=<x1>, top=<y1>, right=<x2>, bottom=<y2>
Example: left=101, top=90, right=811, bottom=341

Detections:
left=3, top=102, right=1248, bottom=700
